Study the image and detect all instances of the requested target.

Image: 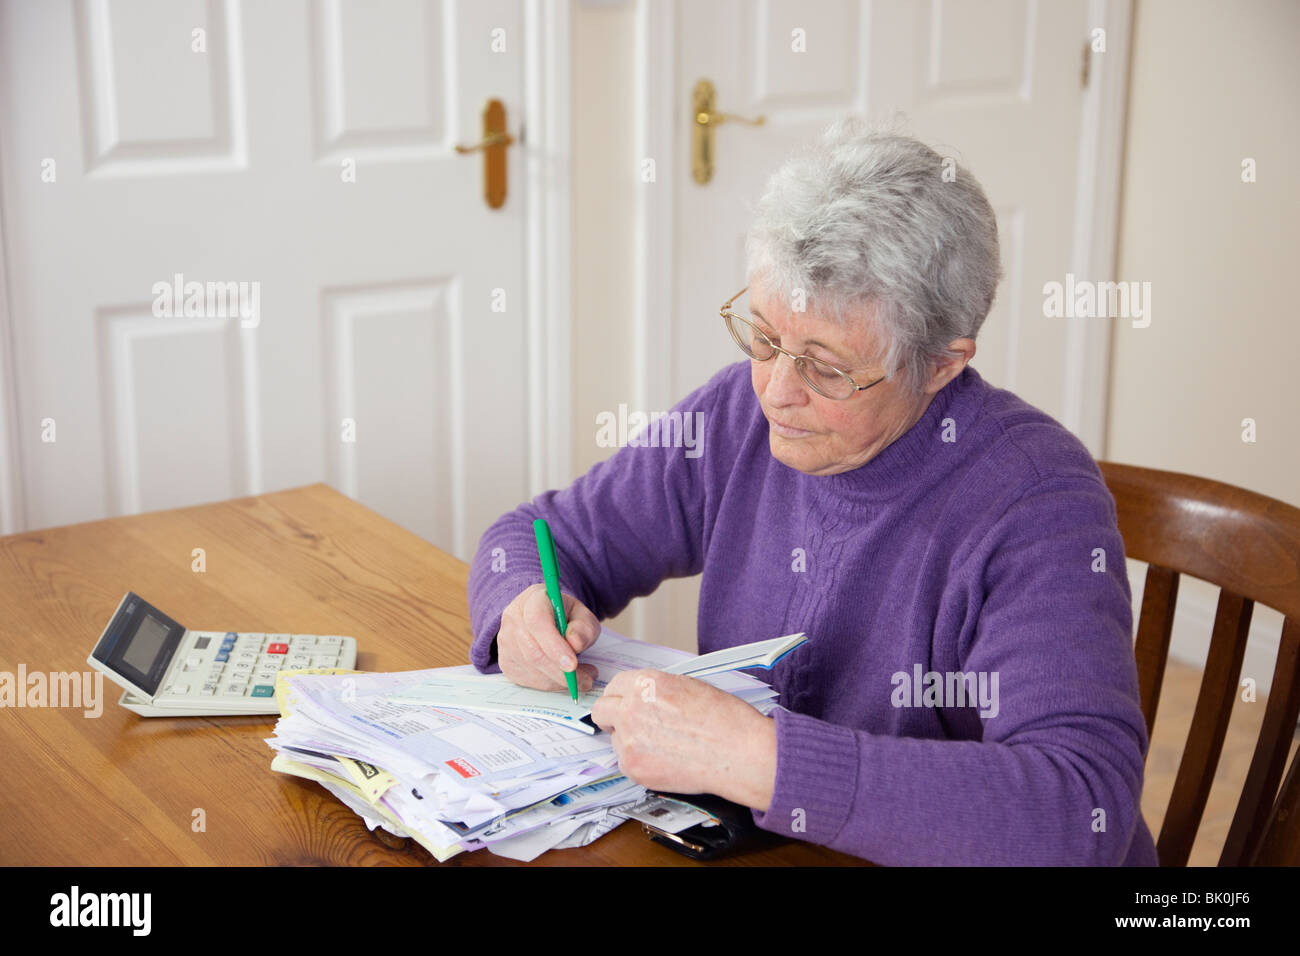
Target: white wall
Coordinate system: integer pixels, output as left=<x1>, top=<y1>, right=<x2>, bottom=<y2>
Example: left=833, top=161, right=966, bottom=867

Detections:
left=1108, top=0, right=1298, bottom=505
left=571, top=3, right=637, bottom=482
left=570, top=2, right=641, bottom=638
left=1107, top=0, right=1299, bottom=697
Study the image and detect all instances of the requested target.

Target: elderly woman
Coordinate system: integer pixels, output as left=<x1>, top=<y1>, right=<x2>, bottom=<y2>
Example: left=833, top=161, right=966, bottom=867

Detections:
left=466, top=118, right=1157, bottom=866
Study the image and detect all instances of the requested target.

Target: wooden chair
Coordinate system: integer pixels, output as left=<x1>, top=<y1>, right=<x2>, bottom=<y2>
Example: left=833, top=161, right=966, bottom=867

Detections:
left=1098, top=461, right=1300, bottom=866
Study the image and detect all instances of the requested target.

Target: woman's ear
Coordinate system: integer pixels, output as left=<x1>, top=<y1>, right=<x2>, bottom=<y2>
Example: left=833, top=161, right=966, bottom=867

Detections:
left=928, top=339, right=976, bottom=392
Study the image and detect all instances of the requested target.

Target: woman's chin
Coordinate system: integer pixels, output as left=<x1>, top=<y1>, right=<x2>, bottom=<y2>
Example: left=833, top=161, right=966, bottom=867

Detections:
left=769, top=433, right=819, bottom=470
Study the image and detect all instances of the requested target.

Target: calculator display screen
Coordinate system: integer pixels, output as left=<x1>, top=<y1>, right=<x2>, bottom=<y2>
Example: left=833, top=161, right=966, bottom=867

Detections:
left=90, top=593, right=186, bottom=698
left=122, top=614, right=171, bottom=674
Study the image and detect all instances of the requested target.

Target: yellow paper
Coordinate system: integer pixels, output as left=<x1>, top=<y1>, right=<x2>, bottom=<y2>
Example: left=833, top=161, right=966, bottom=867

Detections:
left=273, top=667, right=361, bottom=718
left=335, top=754, right=398, bottom=806
left=270, top=754, right=463, bottom=862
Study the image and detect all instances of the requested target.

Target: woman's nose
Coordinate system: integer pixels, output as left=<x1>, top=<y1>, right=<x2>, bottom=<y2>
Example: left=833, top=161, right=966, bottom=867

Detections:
left=764, top=351, right=808, bottom=402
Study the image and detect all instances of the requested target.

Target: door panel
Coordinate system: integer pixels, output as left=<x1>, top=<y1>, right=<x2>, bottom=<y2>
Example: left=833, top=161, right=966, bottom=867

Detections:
left=0, top=0, right=532, bottom=561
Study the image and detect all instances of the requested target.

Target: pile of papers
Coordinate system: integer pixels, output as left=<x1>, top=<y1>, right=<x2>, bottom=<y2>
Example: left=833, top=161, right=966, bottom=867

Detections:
left=265, top=626, right=803, bottom=862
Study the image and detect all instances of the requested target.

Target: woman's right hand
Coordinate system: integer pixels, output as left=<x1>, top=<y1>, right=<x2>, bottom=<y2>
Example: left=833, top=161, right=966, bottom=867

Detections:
left=496, top=583, right=601, bottom=693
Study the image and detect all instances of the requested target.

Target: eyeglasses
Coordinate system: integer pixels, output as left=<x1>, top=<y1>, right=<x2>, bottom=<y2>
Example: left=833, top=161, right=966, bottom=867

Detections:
left=720, top=286, right=890, bottom=400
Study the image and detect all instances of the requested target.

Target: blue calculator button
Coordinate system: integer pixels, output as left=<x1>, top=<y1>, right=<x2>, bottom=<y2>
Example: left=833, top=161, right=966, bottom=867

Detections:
left=215, top=651, right=230, bottom=662
left=251, top=685, right=275, bottom=698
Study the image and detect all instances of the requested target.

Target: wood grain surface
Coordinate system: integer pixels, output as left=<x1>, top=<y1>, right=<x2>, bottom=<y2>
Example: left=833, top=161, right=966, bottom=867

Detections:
left=0, top=483, right=868, bottom=866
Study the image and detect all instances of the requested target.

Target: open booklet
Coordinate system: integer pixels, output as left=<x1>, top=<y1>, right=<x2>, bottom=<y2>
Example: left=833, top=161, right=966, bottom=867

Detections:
left=382, top=629, right=807, bottom=733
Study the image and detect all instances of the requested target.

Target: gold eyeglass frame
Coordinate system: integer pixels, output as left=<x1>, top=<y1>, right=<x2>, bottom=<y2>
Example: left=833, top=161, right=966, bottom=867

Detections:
left=720, top=286, right=890, bottom=400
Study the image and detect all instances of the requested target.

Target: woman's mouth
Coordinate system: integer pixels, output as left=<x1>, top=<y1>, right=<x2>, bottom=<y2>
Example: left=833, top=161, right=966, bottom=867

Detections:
left=768, top=417, right=813, bottom=438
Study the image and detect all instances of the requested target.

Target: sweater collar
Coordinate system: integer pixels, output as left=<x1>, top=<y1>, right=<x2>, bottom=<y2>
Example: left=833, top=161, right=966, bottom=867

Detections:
left=802, top=365, right=985, bottom=507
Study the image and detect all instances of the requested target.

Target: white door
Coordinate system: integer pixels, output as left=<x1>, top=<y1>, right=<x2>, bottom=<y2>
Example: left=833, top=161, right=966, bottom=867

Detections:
left=0, top=0, right=554, bottom=562
left=621, top=0, right=1123, bottom=650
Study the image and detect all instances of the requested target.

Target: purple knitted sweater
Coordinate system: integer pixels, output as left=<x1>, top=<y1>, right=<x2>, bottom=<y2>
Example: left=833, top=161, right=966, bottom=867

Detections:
left=467, top=360, right=1158, bottom=865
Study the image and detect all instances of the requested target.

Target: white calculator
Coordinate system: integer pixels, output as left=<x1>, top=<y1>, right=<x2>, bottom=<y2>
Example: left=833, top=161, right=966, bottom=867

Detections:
left=88, top=591, right=358, bottom=716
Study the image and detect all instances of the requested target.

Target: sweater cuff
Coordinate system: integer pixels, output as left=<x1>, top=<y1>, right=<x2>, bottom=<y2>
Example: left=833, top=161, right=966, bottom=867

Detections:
left=468, top=573, right=534, bottom=672
left=750, top=708, right=859, bottom=846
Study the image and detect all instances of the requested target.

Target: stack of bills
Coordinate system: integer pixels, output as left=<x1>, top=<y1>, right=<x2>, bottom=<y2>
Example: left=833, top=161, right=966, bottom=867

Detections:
left=265, top=626, right=803, bottom=862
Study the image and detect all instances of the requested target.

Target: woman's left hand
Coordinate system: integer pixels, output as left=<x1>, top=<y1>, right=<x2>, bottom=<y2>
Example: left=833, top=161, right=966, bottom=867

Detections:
left=589, top=669, right=777, bottom=811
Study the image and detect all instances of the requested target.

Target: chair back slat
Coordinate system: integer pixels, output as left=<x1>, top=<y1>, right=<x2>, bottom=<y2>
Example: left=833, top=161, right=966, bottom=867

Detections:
left=1157, top=591, right=1252, bottom=866
left=1134, top=565, right=1179, bottom=736
left=1097, top=461, right=1300, bottom=866
left=1254, top=760, right=1300, bottom=864
left=1254, top=656, right=1300, bottom=864
left=1224, top=616, right=1300, bottom=864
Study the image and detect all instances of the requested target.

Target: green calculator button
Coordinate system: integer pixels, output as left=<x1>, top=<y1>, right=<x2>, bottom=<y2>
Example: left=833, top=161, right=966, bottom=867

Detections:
left=251, top=685, right=276, bottom=698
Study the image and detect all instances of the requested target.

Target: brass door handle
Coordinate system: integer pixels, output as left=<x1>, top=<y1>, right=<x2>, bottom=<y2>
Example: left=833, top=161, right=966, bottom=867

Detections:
left=455, top=99, right=513, bottom=209
left=692, top=79, right=766, bottom=184
left=454, top=131, right=515, bottom=153
left=695, top=111, right=766, bottom=127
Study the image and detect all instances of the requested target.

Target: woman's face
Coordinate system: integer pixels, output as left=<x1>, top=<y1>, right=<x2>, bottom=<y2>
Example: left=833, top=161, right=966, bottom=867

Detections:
left=746, top=282, right=958, bottom=477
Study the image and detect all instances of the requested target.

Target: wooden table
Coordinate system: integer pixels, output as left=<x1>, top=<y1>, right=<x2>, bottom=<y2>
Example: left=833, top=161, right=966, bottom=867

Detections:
left=0, top=484, right=869, bottom=866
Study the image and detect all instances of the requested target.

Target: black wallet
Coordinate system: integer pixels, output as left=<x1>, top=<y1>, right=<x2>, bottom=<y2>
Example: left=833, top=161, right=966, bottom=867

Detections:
left=640, top=791, right=765, bottom=860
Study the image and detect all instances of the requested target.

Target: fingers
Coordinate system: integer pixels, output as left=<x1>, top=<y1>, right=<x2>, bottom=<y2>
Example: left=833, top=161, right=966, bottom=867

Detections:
left=499, top=584, right=603, bottom=692
left=506, top=624, right=570, bottom=692
left=497, top=585, right=561, bottom=691
left=561, top=594, right=602, bottom=653
left=522, top=586, right=579, bottom=672
left=590, top=688, right=619, bottom=731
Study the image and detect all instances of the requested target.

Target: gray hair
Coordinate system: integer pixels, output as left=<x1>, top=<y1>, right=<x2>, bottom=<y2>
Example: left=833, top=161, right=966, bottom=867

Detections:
left=744, top=116, right=1002, bottom=398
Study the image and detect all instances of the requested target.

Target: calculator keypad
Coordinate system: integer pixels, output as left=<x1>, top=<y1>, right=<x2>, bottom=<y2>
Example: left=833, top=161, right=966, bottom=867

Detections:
left=159, top=631, right=355, bottom=706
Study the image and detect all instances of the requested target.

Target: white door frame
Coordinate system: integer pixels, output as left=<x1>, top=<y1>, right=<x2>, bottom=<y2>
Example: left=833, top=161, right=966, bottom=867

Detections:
left=524, top=0, right=574, bottom=496
left=1065, top=0, right=1135, bottom=457
left=632, top=0, right=678, bottom=419
left=0, top=0, right=573, bottom=533
left=0, top=185, right=23, bottom=535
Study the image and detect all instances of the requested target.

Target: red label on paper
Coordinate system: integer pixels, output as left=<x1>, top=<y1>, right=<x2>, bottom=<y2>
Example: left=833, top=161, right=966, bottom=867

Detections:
left=445, top=758, right=479, bottom=779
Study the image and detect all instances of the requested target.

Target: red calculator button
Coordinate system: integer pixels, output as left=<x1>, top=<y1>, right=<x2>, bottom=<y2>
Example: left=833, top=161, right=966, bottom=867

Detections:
left=267, top=643, right=289, bottom=655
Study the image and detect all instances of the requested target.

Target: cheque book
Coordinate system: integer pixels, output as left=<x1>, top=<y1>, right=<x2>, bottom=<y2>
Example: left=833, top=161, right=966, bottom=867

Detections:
left=266, top=627, right=806, bottom=861
left=382, top=629, right=808, bottom=732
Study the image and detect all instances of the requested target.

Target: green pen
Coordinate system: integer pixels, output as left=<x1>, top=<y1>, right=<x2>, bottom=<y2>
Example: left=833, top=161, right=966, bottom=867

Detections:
left=533, top=518, right=580, bottom=701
